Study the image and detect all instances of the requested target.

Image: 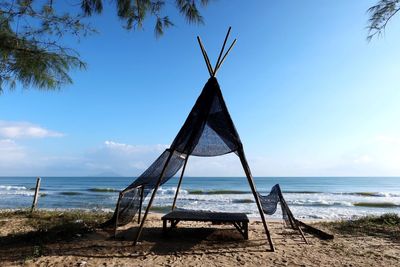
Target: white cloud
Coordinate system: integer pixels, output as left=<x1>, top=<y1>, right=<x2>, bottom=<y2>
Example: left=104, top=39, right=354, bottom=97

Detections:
left=104, top=140, right=167, bottom=154
left=0, top=139, right=26, bottom=162
left=185, top=153, right=243, bottom=177
left=2, top=134, right=400, bottom=177
left=0, top=121, right=64, bottom=139
left=83, top=141, right=169, bottom=175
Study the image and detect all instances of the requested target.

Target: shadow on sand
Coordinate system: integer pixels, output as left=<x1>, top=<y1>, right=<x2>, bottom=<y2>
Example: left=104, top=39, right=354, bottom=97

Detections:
left=0, top=223, right=275, bottom=262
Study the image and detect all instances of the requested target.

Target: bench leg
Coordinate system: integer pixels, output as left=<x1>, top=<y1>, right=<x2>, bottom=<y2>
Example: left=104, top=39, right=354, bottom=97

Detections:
left=232, top=222, right=247, bottom=240
left=171, top=219, right=180, bottom=228
left=243, top=222, right=248, bottom=240
left=162, top=219, right=167, bottom=234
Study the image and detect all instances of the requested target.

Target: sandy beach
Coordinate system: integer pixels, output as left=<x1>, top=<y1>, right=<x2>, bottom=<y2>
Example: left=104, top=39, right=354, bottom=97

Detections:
left=0, top=211, right=399, bottom=266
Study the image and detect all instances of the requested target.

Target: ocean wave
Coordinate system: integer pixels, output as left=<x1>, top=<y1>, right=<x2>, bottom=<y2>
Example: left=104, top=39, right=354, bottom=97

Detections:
left=0, top=191, right=34, bottom=196
left=275, top=191, right=400, bottom=197
left=172, top=197, right=207, bottom=202
left=288, top=199, right=353, bottom=207
left=188, top=189, right=250, bottom=195
left=353, top=202, right=400, bottom=208
left=87, top=188, right=119, bottom=193
left=349, top=192, right=400, bottom=197
left=158, top=187, right=189, bottom=195
left=232, top=199, right=254, bottom=204
left=340, top=192, right=400, bottom=197
left=60, top=192, right=84, bottom=196
left=280, top=191, right=400, bottom=197
left=0, top=185, right=27, bottom=191
left=282, top=191, right=323, bottom=194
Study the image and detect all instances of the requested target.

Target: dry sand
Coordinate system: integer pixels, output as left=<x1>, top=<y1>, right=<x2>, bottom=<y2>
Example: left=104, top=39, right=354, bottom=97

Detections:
left=1, top=213, right=399, bottom=266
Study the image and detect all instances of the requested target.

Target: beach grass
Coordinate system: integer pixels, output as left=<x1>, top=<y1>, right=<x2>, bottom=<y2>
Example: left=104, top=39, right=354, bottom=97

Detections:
left=0, top=210, right=112, bottom=243
left=321, top=213, right=400, bottom=241
left=0, top=210, right=112, bottom=261
left=149, top=205, right=173, bottom=213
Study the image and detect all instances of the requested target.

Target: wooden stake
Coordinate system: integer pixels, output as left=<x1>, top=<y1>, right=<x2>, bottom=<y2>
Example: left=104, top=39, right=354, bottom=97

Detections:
left=197, top=36, right=214, bottom=76
left=214, top=39, right=237, bottom=75
left=278, top=188, right=308, bottom=244
left=172, top=155, right=189, bottom=210
left=296, top=220, right=308, bottom=244
left=31, top=177, right=41, bottom=212
left=138, top=186, right=145, bottom=224
left=238, top=150, right=275, bottom=252
left=133, top=150, right=174, bottom=245
left=214, top=27, right=232, bottom=73
left=114, top=192, right=123, bottom=238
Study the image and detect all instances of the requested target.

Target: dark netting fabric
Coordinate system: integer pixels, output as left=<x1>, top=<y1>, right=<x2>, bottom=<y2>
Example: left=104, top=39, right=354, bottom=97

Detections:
left=104, top=150, right=186, bottom=227
left=115, top=187, right=141, bottom=225
left=171, top=77, right=242, bottom=156
left=104, top=77, right=246, bottom=227
left=258, top=184, right=280, bottom=215
left=126, top=149, right=186, bottom=190
left=258, top=184, right=295, bottom=229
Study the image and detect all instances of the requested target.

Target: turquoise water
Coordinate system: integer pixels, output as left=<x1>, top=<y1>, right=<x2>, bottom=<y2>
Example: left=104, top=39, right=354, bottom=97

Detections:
left=1, top=176, right=400, bottom=220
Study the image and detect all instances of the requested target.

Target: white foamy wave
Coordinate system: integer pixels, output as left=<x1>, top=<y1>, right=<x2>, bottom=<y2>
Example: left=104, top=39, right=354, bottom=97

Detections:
left=0, top=191, right=34, bottom=196
left=288, top=199, right=353, bottom=207
left=91, top=207, right=114, bottom=213
left=0, top=185, right=27, bottom=191
left=376, top=192, right=400, bottom=197
left=338, top=192, right=400, bottom=197
left=158, top=187, right=188, bottom=195
left=0, top=184, right=33, bottom=196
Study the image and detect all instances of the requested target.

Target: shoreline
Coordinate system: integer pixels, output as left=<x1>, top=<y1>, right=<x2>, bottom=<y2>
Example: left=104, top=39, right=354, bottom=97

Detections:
left=0, top=208, right=339, bottom=223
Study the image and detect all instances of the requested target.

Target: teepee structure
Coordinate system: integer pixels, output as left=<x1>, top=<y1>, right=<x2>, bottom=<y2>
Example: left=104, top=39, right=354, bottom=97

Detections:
left=106, top=27, right=275, bottom=251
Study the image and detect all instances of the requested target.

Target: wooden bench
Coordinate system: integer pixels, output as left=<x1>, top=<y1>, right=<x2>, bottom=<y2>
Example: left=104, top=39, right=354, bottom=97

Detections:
left=161, top=210, right=249, bottom=239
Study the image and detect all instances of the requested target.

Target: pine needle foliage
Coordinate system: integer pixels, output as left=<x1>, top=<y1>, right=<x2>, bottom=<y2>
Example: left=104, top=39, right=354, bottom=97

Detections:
left=367, top=0, right=400, bottom=41
left=0, top=0, right=213, bottom=92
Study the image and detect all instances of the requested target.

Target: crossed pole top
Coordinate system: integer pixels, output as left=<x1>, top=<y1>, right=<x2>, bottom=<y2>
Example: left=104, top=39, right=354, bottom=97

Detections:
left=197, top=27, right=237, bottom=77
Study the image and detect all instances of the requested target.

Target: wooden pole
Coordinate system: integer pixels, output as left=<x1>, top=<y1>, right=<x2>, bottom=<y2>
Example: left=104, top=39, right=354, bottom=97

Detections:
left=295, top=219, right=334, bottom=240
left=31, top=177, right=41, bottom=212
left=214, top=39, right=237, bottom=75
left=277, top=188, right=296, bottom=229
left=133, top=150, right=174, bottom=245
left=138, top=186, right=145, bottom=224
left=295, top=218, right=308, bottom=244
left=214, top=27, right=232, bottom=73
left=238, top=150, right=275, bottom=251
left=172, top=155, right=189, bottom=210
left=114, top=192, right=123, bottom=238
left=197, top=36, right=214, bottom=76
left=278, top=188, right=308, bottom=244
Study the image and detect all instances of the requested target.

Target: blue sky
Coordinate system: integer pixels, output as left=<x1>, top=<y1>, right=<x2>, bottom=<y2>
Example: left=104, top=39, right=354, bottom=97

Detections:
left=1, top=0, right=400, bottom=176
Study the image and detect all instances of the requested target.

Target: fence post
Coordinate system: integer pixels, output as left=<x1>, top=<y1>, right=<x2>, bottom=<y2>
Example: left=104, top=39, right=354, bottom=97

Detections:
left=31, top=177, right=41, bottom=212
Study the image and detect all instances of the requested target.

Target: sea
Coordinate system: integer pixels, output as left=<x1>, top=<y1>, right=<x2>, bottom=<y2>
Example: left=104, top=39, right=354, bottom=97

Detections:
left=1, top=176, right=400, bottom=220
